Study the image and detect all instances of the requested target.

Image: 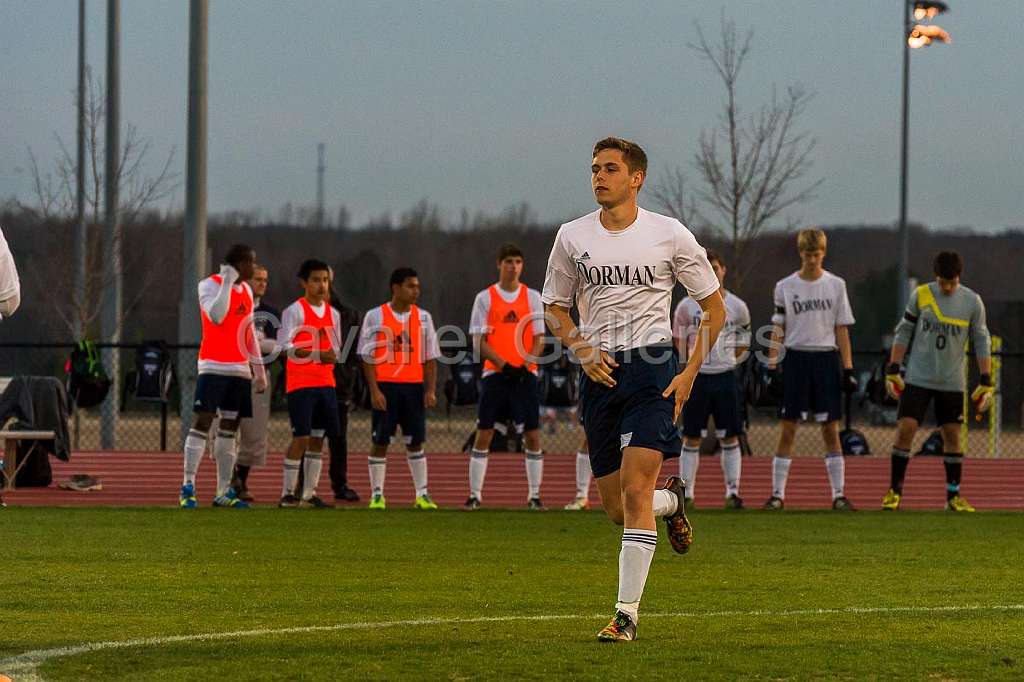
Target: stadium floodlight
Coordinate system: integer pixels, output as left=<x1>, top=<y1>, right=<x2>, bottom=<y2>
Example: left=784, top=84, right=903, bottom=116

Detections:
left=908, top=24, right=952, bottom=48
left=913, top=1, right=949, bottom=21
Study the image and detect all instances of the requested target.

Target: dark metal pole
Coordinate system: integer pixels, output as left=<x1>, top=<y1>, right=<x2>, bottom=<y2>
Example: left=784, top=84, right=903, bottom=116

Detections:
left=100, top=0, right=121, bottom=449
left=74, top=0, right=86, bottom=340
left=897, top=0, right=911, bottom=319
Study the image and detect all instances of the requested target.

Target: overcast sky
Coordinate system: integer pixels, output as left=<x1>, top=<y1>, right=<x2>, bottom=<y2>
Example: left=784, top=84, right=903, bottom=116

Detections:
left=2, top=0, right=1022, bottom=231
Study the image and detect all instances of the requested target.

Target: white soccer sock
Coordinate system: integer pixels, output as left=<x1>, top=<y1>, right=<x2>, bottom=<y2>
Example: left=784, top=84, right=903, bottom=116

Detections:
left=407, top=450, right=429, bottom=498
left=652, top=488, right=678, bottom=517
left=213, top=430, right=237, bottom=497
left=282, top=458, right=301, bottom=496
left=575, top=451, right=592, bottom=500
left=721, top=442, right=742, bottom=497
left=772, top=455, right=792, bottom=499
left=680, top=444, right=700, bottom=499
left=616, top=529, right=658, bottom=623
left=825, top=453, right=845, bottom=500
left=469, top=448, right=489, bottom=500
left=182, top=428, right=206, bottom=486
left=368, top=456, right=387, bottom=496
left=525, top=449, right=543, bottom=500
left=301, top=452, right=323, bottom=500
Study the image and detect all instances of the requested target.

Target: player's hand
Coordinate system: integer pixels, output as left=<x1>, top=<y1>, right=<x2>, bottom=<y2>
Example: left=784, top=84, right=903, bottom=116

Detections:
left=219, top=263, right=239, bottom=284
left=501, top=362, right=525, bottom=381
left=424, top=391, right=437, bottom=408
left=317, top=349, right=338, bottom=364
left=971, top=374, right=994, bottom=414
left=577, top=344, right=618, bottom=388
left=253, top=373, right=268, bottom=394
left=842, top=368, right=858, bottom=394
left=885, top=363, right=904, bottom=401
left=370, top=388, right=387, bottom=411
left=662, top=364, right=698, bottom=424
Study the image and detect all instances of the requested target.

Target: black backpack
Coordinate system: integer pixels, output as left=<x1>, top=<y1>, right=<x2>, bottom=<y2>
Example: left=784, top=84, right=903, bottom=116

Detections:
left=65, top=340, right=111, bottom=408
left=445, top=355, right=481, bottom=407
left=539, top=351, right=578, bottom=408
left=126, top=341, right=174, bottom=402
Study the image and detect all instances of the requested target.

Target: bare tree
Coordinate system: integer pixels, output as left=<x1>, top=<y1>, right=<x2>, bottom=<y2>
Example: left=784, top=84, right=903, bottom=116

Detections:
left=653, top=15, right=821, bottom=294
left=21, top=70, right=179, bottom=336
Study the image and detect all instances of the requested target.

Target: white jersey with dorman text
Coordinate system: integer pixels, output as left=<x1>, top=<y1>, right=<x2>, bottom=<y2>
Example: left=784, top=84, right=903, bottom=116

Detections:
left=771, top=270, right=855, bottom=350
left=542, top=207, right=720, bottom=353
left=0, top=226, right=20, bottom=311
left=673, top=291, right=751, bottom=374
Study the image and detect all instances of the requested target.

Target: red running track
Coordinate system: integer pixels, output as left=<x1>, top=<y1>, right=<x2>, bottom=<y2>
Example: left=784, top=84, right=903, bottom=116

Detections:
left=4, top=452, right=1023, bottom=510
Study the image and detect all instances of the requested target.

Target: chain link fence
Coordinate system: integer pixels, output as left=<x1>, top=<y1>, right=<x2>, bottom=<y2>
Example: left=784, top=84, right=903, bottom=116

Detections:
left=2, top=342, right=1022, bottom=458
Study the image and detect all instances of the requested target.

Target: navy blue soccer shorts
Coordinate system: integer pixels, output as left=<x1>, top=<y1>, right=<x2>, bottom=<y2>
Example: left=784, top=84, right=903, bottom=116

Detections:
left=371, top=381, right=426, bottom=447
left=193, top=373, right=253, bottom=420
left=780, top=349, right=841, bottom=423
left=681, top=370, right=743, bottom=439
left=287, top=386, right=342, bottom=438
left=579, top=345, right=681, bottom=479
left=477, top=372, right=541, bottom=432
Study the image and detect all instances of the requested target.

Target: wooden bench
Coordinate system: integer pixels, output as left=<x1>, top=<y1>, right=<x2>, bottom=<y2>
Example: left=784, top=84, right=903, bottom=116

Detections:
left=1, top=429, right=57, bottom=491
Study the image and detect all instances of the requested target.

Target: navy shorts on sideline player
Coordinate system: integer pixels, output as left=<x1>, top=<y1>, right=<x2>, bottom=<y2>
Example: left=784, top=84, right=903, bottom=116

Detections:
left=372, top=382, right=426, bottom=447
left=579, top=345, right=681, bottom=478
left=781, top=349, right=841, bottom=422
left=193, top=373, right=253, bottom=420
left=477, top=372, right=540, bottom=432
left=681, top=370, right=743, bottom=439
left=287, top=386, right=342, bottom=438
left=897, top=383, right=964, bottom=426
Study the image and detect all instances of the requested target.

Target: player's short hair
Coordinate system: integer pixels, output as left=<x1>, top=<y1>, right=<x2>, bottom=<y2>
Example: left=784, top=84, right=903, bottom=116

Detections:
left=223, top=244, right=254, bottom=269
left=933, top=251, right=963, bottom=279
left=390, top=267, right=418, bottom=288
left=297, top=259, right=330, bottom=281
left=252, top=263, right=268, bottom=275
left=797, top=228, right=827, bottom=253
left=706, top=249, right=724, bottom=268
left=497, top=243, right=523, bottom=262
left=592, top=137, right=648, bottom=176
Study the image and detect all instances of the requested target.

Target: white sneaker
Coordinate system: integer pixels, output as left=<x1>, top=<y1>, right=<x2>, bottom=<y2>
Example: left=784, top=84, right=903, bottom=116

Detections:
left=563, top=497, right=589, bottom=511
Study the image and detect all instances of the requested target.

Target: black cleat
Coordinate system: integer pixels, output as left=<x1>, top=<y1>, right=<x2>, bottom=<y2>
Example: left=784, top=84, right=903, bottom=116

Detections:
left=278, top=494, right=301, bottom=508
left=462, top=496, right=481, bottom=511
left=597, top=610, right=637, bottom=642
left=300, top=495, right=334, bottom=509
left=662, top=476, right=694, bottom=554
left=527, top=497, right=546, bottom=511
left=831, top=496, right=856, bottom=511
left=333, top=485, right=360, bottom=502
left=762, top=496, right=784, bottom=511
left=724, top=494, right=744, bottom=510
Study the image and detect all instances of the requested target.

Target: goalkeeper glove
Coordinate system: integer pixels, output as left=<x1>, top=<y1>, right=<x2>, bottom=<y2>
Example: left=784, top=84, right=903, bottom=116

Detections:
left=502, top=363, right=527, bottom=381
left=971, top=374, right=994, bottom=414
left=885, top=363, right=904, bottom=401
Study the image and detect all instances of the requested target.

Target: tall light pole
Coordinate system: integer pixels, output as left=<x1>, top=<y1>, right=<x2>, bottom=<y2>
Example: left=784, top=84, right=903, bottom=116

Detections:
left=74, top=0, right=86, bottom=340
left=898, top=1, right=951, bottom=318
left=100, top=0, right=121, bottom=449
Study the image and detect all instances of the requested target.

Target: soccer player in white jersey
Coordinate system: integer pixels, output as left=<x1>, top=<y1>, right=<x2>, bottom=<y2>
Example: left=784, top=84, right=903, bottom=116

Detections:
left=465, top=243, right=547, bottom=510
left=763, top=229, right=858, bottom=511
left=672, top=250, right=750, bottom=510
left=543, top=137, right=725, bottom=642
left=181, top=244, right=267, bottom=509
left=0, top=225, right=21, bottom=320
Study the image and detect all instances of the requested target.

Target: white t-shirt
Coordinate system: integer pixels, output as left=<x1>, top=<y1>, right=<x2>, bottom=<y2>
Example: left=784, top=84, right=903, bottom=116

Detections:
left=0, top=226, right=21, bottom=306
left=278, top=299, right=344, bottom=354
left=470, top=284, right=546, bottom=377
left=772, top=270, right=855, bottom=350
left=196, top=276, right=255, bottom=378
left=357, top=304, right=442, bottom=362
left=673, top=291, right=751, bottom=374
left=542, top=207, right=720, bottom=353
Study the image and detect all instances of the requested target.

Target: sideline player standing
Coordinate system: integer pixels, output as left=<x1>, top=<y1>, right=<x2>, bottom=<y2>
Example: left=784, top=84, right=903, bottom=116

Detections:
left=672, top=250, right=750, bottom=510
left=180, top=244, right=267, bottom=509
left=0, top=224, right=21, bottom=319
left=464, top=243, right=547, bottom=510
left=543, top=137, right=725, bottom=642
left=763, top=229, right=858, bottom=511
left=882, top=251, right=991, bottom=512
left=358, top=268, right=441, bottom=510
left=277, top=259, right=341, bottom=509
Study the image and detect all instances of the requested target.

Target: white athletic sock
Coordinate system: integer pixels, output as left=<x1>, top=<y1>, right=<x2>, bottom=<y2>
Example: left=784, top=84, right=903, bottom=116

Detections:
left=772, top=455, right=792, bottom=500
left=721, top=442, right=742, bottom=497
left=680, top=444, right=700, bottom=499
left=616, top=529, right=658, bottom=623
left=213, top=430, right=236, bottom=497
left=301, top=452, right=323, bottom=500
left=469, top=448, right=489, bottom=500
left=182, top=428, right=206, bottom=486
left=652, top=488, right=678, bottom=517
left=282, top=458, right=301, bottom=496
left=525, top=449, right=543, bottom=500
left=407, top=450, right=429, bottom=498
left=575, top=451, right=592, bottom=500
left=825, top=453, right=845, bottom=500
left=368, top=456, right=387, bottom=497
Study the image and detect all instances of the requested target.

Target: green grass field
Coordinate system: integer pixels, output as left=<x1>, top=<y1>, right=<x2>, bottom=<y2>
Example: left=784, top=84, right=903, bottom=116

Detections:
left=2, top=508, right=1022, bottom=681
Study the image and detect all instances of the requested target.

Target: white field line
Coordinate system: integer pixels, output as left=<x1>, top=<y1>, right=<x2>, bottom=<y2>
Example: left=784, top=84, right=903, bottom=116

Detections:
left=2, top=604, right=1022, bottom=680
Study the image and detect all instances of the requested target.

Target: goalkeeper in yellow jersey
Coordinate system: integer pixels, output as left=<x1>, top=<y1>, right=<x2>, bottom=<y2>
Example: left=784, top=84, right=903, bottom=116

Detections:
left=883, top=251, right=992, bottom=512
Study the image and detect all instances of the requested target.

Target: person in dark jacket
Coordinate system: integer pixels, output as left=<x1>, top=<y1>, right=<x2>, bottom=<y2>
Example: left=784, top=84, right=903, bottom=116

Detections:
left=328, top=273, right=362, bottom=501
